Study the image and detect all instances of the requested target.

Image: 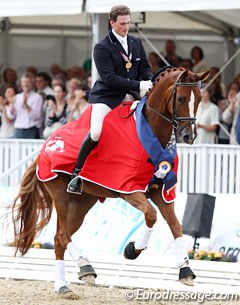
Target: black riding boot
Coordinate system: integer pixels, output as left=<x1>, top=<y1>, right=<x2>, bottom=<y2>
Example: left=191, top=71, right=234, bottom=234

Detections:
left=67, top=133, right=97, bottom=194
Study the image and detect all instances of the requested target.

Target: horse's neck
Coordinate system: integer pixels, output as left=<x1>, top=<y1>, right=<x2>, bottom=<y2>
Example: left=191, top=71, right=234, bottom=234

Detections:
left=144, top=107, right=173, bottom=148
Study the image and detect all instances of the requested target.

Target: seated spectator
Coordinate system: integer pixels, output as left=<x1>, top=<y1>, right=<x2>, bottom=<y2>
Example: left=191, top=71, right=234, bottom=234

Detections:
left=222, top=82, right=240, bottom=144
left=68, top=84, right=90, bottom=122
left=13, top=72, right=43, bottom=139
left=191, top=46, right=208, bottom=73
left=36, top=72, right=54, bottom=98
left=0, top=85, right=17, bottom=138
left=195, top=87, right=219, bottom=144
left=164, top=40, right=182, bottom=67
left=43, top=84, right=68, bottom=139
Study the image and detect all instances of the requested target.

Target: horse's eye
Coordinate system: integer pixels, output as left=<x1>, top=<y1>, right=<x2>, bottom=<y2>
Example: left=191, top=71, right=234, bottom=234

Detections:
left=177, top=96, right=186, bottom=103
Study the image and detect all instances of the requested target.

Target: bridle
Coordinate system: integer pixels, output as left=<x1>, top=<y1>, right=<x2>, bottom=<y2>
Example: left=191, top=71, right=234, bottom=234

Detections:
left=146, top=73, right=202, bottom=136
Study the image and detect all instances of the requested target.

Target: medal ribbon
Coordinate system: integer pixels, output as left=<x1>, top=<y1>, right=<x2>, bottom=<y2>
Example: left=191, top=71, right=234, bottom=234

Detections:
left=120, top=52, right=132, bottom=66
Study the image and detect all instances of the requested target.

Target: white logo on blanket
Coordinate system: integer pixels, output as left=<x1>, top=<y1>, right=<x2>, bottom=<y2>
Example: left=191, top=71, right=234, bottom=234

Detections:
left=45, top=137, right=65, bottom=153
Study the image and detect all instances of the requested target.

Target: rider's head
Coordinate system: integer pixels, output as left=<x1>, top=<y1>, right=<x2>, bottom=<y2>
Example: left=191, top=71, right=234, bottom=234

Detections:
left=109, top=5, right=131, bottom=37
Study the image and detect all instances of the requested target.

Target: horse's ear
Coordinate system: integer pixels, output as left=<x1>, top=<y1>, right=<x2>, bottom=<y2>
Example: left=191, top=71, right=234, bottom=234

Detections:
left=179, top=70, right=189, bottom=81
left=196, top=70, right=210, bottom=82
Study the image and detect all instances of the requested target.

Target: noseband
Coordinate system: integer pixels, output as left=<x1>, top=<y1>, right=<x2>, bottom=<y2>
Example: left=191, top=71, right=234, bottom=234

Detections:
left=146, top=74, right=202, bottom=134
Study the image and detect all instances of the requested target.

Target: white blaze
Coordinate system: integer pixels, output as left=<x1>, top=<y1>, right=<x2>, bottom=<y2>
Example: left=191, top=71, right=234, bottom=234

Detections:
left=189, top=91, right=195, bottom=118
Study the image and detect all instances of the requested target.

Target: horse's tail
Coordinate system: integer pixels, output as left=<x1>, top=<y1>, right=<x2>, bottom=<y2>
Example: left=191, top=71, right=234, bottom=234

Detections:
left=12, top=158, right=53, bottom=256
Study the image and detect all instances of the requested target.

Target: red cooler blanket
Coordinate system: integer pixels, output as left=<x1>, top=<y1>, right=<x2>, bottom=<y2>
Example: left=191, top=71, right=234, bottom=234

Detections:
left=37, top=103, right=177, bottom=202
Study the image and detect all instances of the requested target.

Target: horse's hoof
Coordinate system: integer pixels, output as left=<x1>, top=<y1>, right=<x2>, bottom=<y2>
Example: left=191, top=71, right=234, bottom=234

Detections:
left=78, top=264, right=97, bottom=284
left=81, top=274, right=96, bottom=285
left=123, top=242, right=142, bottom=260
left=179, top=266, right=196, bottom=286
left=57, top=286, right=80, bottom=300
left=179, top=276, right=194, bottom=286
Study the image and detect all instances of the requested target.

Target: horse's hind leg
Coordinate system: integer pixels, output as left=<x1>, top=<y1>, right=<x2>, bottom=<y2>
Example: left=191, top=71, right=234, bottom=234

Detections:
left=121, top=192, right=157, bottom=259
left=150, top=189, right=195, bottom=286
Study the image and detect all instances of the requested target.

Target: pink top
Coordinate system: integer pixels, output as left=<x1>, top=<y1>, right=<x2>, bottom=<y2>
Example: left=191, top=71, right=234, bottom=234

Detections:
left=13, top=91, right=43, bottom=129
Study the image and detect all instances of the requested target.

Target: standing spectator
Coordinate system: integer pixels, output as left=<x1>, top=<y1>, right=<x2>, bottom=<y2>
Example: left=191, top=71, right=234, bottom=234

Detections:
left=0, top=85, right=17, bottom=138
left=222, top=82, right=240, bottom=144
left=217, top=98, right=230, bottom=144
left=191, top=46, right=208, bottom=73
left=164, top=40, right=182, bottom=67
left=66, top=78, right=81, bottom=109
left=195, top=87, right=219, bottom=144
left=26, top=66, right=38, bottom=77
left=148, top=52, right=164, bottom=74
left=50, top=63, right=62, bottom=77
left=51, top=74, right=66, bottom=88
left=207, top=66, right=226, bottom=104
left=13, top=73, right=43, bottom=139
left=68, top=4, right=152, bottom=193
left=43, top=84, right=68, bottom=139
left=68, top=85, right=90, bottom=122
left=36, top=72, right=54, bottom=98
left=0, top=68, right=18, bottom=96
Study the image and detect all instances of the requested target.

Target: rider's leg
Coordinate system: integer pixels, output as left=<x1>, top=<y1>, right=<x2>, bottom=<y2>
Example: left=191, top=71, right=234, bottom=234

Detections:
left=67, top=103, right=111, bottom=194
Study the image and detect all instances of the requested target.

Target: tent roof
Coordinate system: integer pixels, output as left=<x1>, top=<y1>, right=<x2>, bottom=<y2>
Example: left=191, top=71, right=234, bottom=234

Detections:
left=0, top=1, right=239, bottom=38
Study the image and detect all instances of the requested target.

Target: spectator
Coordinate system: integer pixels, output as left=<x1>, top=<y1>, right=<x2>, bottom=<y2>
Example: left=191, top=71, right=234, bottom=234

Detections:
left=0, top=85, right=17, bottom=138
left=222, top=82, right=240, bottom=144
left=13, top=72, right=43, bottom=139
left=217, top=98, right=230, bottom=144
left=50, top=63, right=62, bottom=77
left=148, top=52, right=164, bottom=74
left=51, top=74, right=66, bottom=88
left=164, top=40, right=182, bottom=67
left=43, top=84, right=68, bottom=139
left=82, top=58, right=92, bottom=76
left=179, top=58, right=193, bottom=71
left=195, top=87, right=219, bottom=144
left=191, top=46, right=208, bottom=73
left=36, top=72, right=54, bottom=98
left=68, top=84, right=90, bottom=122
left=207, top=66, right=226, bottom=104
left=26, top=66, right=38, bottom=77
left=0, top=68, right=18, bottom=96
left=66, top=78, right=81, bottom=109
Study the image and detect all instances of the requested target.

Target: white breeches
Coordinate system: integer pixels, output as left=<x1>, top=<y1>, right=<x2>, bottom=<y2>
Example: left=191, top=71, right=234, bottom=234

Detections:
left=90, top=103, right=111, bottom=141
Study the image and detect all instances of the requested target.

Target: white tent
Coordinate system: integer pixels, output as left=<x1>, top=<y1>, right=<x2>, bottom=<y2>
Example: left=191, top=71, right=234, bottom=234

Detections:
left=0, top=1, right=239, bottom=82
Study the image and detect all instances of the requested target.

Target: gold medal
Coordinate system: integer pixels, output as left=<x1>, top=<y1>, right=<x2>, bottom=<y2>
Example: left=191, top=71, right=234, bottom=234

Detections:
left=125, top=61, right=132, bottom=70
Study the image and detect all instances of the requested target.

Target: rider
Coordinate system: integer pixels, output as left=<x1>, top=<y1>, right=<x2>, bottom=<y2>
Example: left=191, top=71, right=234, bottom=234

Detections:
left=67, top=4, right=153, bottom=194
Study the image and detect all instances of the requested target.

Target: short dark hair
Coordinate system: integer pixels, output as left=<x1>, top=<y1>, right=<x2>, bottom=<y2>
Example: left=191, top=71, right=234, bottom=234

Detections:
left=109, top=5, right=130, bottom=22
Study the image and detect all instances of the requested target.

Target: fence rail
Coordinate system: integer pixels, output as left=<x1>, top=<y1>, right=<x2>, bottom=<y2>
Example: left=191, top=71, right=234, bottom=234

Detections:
left=0, top=139, right=239, bottom=194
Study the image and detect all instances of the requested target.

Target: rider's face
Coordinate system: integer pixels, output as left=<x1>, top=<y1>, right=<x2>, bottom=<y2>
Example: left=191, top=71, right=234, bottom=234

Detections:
left=110, top=15, right=130, bottom=37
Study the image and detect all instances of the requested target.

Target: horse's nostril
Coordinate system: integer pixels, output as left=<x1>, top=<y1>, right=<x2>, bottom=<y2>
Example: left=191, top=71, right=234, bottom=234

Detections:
left=182, top=134, right=192, bottom=144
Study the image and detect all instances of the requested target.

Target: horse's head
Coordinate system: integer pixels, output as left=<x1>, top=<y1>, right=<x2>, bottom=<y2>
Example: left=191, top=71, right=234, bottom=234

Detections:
left=146, top=67, right=209, bottom=145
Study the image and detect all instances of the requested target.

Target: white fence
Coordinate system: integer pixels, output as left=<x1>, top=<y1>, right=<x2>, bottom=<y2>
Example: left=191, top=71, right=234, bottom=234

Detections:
left=0, top=139, right=240, bottom=194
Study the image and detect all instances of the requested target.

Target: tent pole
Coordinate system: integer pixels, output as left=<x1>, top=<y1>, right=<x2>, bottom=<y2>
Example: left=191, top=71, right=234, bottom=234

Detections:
left=134, top=24, right=170, bottom=66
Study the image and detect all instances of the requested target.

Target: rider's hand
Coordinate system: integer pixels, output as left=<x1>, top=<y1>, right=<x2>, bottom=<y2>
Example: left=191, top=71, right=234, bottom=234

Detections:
left=140, top=80, right=152, bottom=98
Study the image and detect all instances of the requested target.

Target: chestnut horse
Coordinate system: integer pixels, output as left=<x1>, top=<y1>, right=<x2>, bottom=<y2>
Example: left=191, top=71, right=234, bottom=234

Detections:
left=12, top=67, right=208, bottom=295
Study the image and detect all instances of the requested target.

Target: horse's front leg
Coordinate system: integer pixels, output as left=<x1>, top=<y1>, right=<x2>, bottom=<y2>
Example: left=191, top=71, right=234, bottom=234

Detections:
left=149, top=188, right=196, bottom=286
left=121, top=192, right=157, bottom=259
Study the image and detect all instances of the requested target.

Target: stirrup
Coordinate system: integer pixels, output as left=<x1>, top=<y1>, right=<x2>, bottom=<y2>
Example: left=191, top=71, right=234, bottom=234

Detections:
left=67, top=176, right=83, bottom=195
